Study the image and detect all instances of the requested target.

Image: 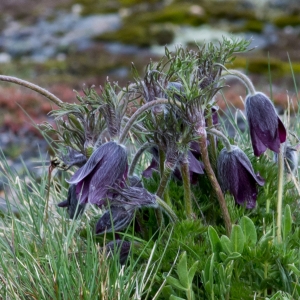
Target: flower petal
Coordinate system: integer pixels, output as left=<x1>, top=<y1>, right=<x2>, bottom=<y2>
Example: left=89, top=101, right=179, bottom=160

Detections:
left=246, top=92, right=282, bottom=155
left=67, top=142, right=125, bottom=184
left=188, top=150, right=204, bottom=174
left=278, top=117, right=287, bottom=143
left=142, top=158, right=159, bottom=178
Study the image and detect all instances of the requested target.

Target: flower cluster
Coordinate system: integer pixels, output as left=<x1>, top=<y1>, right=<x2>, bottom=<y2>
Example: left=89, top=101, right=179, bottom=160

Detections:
left=42, top=39, right=290, bottom=252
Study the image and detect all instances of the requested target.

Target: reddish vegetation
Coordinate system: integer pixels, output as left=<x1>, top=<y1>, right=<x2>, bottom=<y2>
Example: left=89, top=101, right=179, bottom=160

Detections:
left=0, top=81, right=298, bottom=136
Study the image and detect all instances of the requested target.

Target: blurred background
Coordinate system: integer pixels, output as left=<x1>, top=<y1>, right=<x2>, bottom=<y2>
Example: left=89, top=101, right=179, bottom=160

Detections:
left=0, top=0, right=299, bottom=190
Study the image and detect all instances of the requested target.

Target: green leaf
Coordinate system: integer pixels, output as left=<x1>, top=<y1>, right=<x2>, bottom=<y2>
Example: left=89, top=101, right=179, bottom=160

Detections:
left=230, top=225, right=245, bottom=254
left=188, top=261, right=199, bottom=287
left=170, top=296, right=186, bottom=300
left=219, top=252, right=227, bottom=262
left=208, top=226, right=222, bottom=256
left=220, top=235, right=232, bottom=254
left=224, top=252, right=241, bottom=264
left=177, top=252, right=189, bottom=289
left=166, top=276, right=188, bottom=292
left=287, top=264, right=300, bottom=277
left=283, top=204, right=292, bottom=241
left=203, top=253, right=215, bottom=294
left=240, top=216, right=257, bottom=246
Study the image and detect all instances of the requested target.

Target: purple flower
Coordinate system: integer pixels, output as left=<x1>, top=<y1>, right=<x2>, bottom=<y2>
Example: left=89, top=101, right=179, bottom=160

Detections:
left=245, top=92, right=286, bottom=156
left=217, top=146, right=265, bottom=208
left=66, top=141, right=128, bottom=206
left=57, top=184, right=86, bottom=219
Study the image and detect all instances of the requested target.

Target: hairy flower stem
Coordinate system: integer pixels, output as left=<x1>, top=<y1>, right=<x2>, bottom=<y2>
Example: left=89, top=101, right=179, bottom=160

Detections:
left=129, top=142, right=155, bottom=176
left=208, top=128, right=232, bottom=152
left=180, top=154, right=193, bottom=218
left=155, top=164, right=174, bottom=227
left=155, top=196, right=178, bottom=223
left=217, top=66, right=256, bottom=96
left=156, top=165, right=173, bottom=199
left=276, top=144, right=285, bottom=243
left=206, top=114, right=218, bottom=169
left=158, top=148, right=171, bottom=205
left=119, top=98, right=181, bottom=144
left=198, top=128, right=232, bottom=235
left=0, top=75, right=64, bottom=107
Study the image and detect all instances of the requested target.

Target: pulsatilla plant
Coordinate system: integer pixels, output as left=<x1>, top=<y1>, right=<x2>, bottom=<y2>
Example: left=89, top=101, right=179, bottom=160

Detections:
left=0, top=37, right=289, bottom=259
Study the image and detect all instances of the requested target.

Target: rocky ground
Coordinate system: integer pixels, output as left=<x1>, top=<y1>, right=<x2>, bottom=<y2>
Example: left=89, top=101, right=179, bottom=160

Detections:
left=0, top=0, right=300, bottom=198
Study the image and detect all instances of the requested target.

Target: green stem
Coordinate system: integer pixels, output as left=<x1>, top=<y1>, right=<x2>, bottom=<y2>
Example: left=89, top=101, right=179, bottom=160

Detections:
left=119, top=98, right=181, bottom=144
left=155, top=196, right=178, bottom=223
left=156, top=164, right=173, bottom=200
left=206, top=114, right=217, bottom=169
left=180, top=154, right=193, bottom=218
left=159, top=148, right=165, bottom=178
left=0, top=75, right=64, bottom=107
left=276, top=143, right=285, bottom=243
left=198, top=128, right=232, bottom=236
left=129, top=142, right=155, bottom=176
left=216, top=65, right=256, bottom=96
left=207, top=128, right=232, bottom=152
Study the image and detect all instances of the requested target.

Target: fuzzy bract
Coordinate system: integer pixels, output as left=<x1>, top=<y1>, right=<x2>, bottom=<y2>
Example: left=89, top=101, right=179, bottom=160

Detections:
left=217, top=146, right=265, bottom=208
left=245, top=92, right=286, bottom=156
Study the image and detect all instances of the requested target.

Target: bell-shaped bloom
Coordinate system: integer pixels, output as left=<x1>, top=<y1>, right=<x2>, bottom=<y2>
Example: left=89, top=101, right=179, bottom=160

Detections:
left=245, top=92, right=286, bottom=156
left=66, top=141, right=128, bottom=206
left=217, top=146, right=265, bottom=208
left=57, top=184, right=86, bottom=219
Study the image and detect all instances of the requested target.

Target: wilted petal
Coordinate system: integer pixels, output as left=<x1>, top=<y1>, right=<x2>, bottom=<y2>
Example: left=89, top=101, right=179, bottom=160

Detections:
left=95, top=206, right=134, bottom=234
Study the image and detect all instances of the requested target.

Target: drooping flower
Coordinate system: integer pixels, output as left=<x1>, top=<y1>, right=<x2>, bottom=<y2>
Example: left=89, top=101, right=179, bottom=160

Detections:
left=217, top=146, right=265, bottom=208
left=245, top=92, right=286, bottom=156
left=66, top=141, right=128, bottom=206
left=57, top=184, right=86, bottom=219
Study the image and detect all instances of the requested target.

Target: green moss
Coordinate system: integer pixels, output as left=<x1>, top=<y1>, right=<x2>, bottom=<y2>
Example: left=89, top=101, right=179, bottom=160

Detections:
left=74, top=0, right=120, bottom=15
left=128, top=3, right=207, bottom=26
left=273, top=15, right=300, bottom=28
left=243, top=20, right=264, bottom=33
left=202, top=1, right=256, bottom=21
left=96, top=25, right=153, bottom=47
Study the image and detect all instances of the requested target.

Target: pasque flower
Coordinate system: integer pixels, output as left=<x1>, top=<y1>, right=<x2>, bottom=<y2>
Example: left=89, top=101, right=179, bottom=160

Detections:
left=66, top=141, right=128, bottom=206
left=245, top=92, right=286, bottom=156
left=217, top=146, right=265, bottom=208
